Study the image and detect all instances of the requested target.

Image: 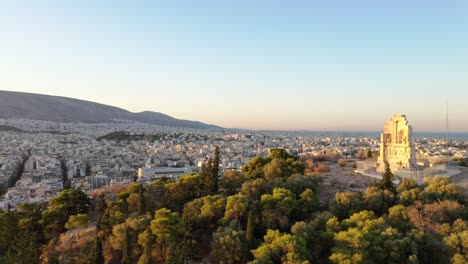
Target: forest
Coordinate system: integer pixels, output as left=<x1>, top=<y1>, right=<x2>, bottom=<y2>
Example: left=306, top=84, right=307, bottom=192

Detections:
left=0, top=148, right=466, bottom=264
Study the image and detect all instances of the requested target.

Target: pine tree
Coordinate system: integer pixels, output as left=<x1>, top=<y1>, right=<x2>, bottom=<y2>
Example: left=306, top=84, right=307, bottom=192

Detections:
left=366, top=149, right=373, bottom=159
left=200, top=163, right=211, bottom=196
left=121, top=227, right=132, bottom=264
left=7, top=230, right=42, bottom=264
left=245, top=210, right=255, bottom=260
left=94, top=237, right=105, bottom=264
left=211, top=146, right=220, bottom=194
left=381, top=161, right=396, bottom=193
left=137, top=184, right=145, bottom=215
left=139, top=230, right=154, bottom=264
left=200, top=146, right=221, bottom=195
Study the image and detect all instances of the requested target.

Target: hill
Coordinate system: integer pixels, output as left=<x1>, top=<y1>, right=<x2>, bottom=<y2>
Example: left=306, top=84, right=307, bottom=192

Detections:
left=0, top=90, right=219, bottom=129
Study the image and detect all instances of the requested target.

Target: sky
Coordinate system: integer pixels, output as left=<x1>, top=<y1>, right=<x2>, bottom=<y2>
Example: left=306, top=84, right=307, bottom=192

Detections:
left=1, top=1, right=467, bottom=132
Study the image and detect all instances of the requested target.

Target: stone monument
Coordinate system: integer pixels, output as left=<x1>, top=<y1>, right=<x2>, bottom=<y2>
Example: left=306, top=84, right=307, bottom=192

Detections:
left=377, top=114, right=416, bottom=173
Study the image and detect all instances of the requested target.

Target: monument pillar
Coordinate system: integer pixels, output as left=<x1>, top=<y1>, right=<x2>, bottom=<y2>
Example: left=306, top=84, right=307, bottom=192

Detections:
left=377, top=114, right=416, bottom=173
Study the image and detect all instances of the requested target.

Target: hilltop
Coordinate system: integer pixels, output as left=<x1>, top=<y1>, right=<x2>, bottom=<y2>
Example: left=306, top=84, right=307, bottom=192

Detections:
left=0, top=90, right=220, bottom=129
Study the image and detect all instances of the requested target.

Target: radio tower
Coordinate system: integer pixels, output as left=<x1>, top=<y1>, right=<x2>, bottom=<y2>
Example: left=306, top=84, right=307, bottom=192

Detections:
left=446, top=101, right=449, bottom=149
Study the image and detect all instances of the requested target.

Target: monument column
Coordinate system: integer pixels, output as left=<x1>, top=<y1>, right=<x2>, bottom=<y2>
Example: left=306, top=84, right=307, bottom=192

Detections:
left=377, top=115, right=416, bottom=173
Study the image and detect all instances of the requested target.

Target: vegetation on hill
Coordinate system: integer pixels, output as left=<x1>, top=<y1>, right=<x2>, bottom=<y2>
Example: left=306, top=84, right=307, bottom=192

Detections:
left=0, top=148, right=466, bottom=263
left=97, top=132, right=163, bottom=142
left=96, top=131, right=209, bottom=142
left=0, top=125, right=24, bottom=133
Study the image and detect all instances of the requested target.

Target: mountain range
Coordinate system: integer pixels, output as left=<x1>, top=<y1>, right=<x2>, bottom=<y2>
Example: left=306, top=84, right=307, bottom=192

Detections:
left=0, top=90, right=220, bottom=129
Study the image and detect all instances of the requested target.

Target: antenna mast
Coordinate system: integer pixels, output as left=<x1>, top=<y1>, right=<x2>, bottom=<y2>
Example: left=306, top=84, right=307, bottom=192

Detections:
left=446, top=101, right=448, bottom=148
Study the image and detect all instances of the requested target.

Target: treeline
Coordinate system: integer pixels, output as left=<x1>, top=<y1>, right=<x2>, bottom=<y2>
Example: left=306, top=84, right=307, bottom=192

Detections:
left=0, top=148, right=467, bottom=263
left=0, top=189, right=90, bottom=263
left=0, top=125, right=24, bottom=133
left=96, top=131, right=208, bottom=142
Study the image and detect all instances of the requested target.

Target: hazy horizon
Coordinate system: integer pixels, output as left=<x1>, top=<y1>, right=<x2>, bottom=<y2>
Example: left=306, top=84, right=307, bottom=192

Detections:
left=1, top=1, right=468, bottom=131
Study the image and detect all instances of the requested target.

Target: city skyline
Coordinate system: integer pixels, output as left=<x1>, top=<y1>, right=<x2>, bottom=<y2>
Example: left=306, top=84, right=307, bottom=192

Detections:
left=1, top=1, right=468, bottom=131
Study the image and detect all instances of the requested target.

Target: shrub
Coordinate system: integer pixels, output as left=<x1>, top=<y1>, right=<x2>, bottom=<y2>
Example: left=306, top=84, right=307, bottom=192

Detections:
left=315, top=163, right=330, bottom=173
left=337, top=158, right=347, bottom=167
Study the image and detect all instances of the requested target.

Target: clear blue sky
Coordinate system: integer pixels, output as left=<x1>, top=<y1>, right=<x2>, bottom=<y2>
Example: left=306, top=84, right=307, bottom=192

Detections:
left=1, top=1, right=467, bottom=131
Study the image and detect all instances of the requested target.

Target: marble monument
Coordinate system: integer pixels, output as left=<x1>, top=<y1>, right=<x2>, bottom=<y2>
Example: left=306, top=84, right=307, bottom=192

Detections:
left=377, top=114, right=416, bottom=173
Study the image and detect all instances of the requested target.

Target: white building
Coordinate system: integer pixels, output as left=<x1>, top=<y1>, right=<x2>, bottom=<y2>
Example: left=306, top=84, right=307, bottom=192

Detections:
left=137, top=166, right=192, bottom=181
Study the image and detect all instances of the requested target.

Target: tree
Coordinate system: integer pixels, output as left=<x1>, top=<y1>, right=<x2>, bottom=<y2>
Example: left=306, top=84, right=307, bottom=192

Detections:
left=201, top=146, right=221, bottom=195
left=366, top=149, right=373, bottom=159
left=65, top=213, right=89, bottom=238
left=109, top=215, right=150, bottom=263
left=451, top=157, right=467, bottom=167
left=200, top=195, right=226, bottom=223
left=122, top=226, right=132, bottom=264
left=179, top=195, right=226, bottom=261
left=291, top=213, right=334, bottom=263
left=421, top=176, right=463, bottom=202
left=269, top=148, right=290, bottom=160
left=0, top=203, right=46, bottom=263
left=94, top=236, right=105, bottom=264
left=443, top=219, right=468, bottom=264
left=337, top=158, right=348, bottom=168
left=0, top=211, right=19, bottom=256
left=211, top=220, right=246, bottom=264
left=200, top=163, right=211, bottom=195
left=137, top=183, right=146, bottom=214
left=304, top=159, right=316, bottom=175
left=315, top=163, right=330, bottom=173
left=220, top=170, right=245, bottom=196
left=250, top=229, right=310, bottom=263
left=363, top=186, right=396, bottom=215
left=261, top=188, right=300, bottom=230
left=283, top=174, right=320, bottom=195
left=245, top=210, right=256, bottom=258
left=240, top=178, right=271, bottom=199
left=224, top=194, right=250, bottom=222
left=165, top=173, right=203, bottom=210
left=330, top=192, right=363, bottom=220
left=397, top=179, right=420, bottom=206
left=211, top=146, right=220, bottom=193
left=380, top=161, right=396, bottom=193
left=41, top=189, right=90, bottom=238
left=242, top=149, right=304, bottom=181
left=182, top=198, right=204, bottom=226
left=242, top=156, right=269, bottom=180
left=354, top=149, right=367, bottom=160
left=49, top=189, right=90, bottom=216
left=263, top=158, right=286, bottom=181
left=149, top=208, right=184, bottom=263
left=328, top=210, right=425, bottom=264
left=7, top=229, right=43, bottom=263
left=387, top=205, right=414, bottom=232
left=299, top=188, right=320, bottom=217
left=138, top=229, right=156, bottom=264
left=408, top=200, right=464, bottom=233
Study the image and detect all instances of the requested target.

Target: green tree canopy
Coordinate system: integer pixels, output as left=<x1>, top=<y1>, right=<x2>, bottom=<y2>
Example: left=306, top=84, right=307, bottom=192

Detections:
left=250, top=229, right=310, bottom=264
left=149, top=208, right=184, bottom=263
left=211, top=220, right=247, bottom=264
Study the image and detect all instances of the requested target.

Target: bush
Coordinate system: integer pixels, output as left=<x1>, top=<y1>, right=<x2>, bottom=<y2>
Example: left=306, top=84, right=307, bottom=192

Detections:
left=315, top=163, right=330, bottom=173
left=337, top=158, right=347, bottom=167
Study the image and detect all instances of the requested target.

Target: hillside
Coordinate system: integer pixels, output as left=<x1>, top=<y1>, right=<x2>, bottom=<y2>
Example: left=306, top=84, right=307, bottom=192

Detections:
left=1, top=149, right=465, bottom=263
left=0, top=90, right=219, bottom=129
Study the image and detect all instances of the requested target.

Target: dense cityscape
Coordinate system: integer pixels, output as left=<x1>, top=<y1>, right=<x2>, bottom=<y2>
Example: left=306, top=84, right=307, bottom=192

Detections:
left=0, top=115, right=467, bottom=263
left=1, top=117, right=466, bottom=210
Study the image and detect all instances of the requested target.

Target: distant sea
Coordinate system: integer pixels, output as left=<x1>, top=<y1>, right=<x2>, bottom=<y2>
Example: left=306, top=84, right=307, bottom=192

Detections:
left=286, top=131, right=468, bottom=140
left=413, top=132, right=468, bottom=139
